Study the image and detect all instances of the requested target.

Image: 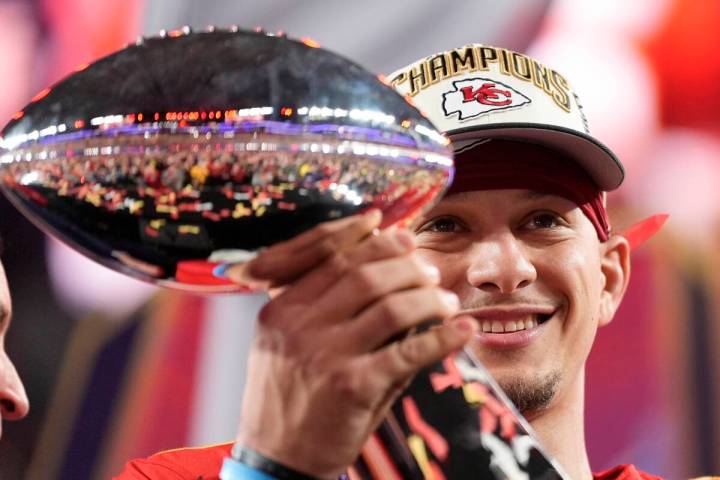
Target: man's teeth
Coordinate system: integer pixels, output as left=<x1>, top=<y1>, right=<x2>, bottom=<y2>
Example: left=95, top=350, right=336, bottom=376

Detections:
left=481, top=317, right=539, bottom=333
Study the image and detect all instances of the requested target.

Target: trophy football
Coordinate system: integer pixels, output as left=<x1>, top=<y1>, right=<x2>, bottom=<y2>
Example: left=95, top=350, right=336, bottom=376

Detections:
left=0, top=28, right=565, bottom=479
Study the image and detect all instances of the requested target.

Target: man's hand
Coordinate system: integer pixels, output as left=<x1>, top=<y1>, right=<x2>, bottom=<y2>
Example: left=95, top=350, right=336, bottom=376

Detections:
left=227, top=211, right=477, bottom=479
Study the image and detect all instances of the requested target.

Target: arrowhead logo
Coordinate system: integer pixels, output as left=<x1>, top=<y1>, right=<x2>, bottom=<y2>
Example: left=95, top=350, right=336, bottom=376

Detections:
left=442, top=78, right=531, bottom=120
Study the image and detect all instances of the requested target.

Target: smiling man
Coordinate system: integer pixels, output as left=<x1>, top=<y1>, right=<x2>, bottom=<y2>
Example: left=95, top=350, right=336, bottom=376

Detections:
left=117, top=45, right=661, bottom=480
left=410, top=138, right=628, bottom=478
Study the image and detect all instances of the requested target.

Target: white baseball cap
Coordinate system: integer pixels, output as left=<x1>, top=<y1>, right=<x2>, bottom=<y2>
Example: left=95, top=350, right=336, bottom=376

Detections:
left=388, top=44, right=624, bottom=191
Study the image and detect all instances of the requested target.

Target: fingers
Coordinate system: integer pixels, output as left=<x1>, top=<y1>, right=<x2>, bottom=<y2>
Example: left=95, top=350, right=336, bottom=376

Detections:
left=334, top=287, right=460, bottom=353
left=225, top=209, right=382, bottom=286
left=282, top=246, right=435, bottom=319
left=363, top=315, right=478, bottom=389
left=268, top=228, right=417, bottom=308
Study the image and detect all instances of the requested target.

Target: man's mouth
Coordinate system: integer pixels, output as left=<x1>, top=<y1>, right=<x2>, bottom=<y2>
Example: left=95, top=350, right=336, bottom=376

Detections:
left=463, top=306, right=556, bottom=349
left=478, top=312, right=553, bottom=334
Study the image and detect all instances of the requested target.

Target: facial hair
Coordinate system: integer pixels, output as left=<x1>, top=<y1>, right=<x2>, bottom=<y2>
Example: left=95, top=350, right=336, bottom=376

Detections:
left=500, top=370, right=561, bottom=416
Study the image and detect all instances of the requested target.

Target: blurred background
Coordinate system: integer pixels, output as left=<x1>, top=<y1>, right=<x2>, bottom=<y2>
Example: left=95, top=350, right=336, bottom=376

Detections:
left=1, top=0, right=719, bottom=478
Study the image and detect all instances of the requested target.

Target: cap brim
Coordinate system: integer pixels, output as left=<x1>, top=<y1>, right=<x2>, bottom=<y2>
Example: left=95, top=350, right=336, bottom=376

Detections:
left=446, top=123, right=624, bottom=191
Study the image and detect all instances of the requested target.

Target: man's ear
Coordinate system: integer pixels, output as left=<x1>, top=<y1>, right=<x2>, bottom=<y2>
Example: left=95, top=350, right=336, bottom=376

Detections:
left=598, top=234, right=631, bottom=327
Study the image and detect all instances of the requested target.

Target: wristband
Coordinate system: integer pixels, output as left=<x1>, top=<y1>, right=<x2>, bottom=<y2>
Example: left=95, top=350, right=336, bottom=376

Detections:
left=230, top=445, right=323, bottom=480
left=220, top=456, right=277, bottom=480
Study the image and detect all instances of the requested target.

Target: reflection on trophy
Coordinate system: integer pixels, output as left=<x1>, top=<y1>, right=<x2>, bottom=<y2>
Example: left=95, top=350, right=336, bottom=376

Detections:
left=0, top=29, right=564, bottom=478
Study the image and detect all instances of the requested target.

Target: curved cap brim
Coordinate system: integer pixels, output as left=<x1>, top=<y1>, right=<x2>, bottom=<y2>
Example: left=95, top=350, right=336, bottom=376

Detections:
left=446, top=123, right=625, bottom=191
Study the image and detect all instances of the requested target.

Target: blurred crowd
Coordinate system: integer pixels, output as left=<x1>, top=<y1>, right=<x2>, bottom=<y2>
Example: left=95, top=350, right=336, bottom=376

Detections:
left=5, top=138, right=441, bottom=224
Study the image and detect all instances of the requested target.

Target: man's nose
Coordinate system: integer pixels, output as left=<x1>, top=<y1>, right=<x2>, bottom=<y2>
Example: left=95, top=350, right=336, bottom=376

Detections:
left=465, top=233, right=537, bottom=294
left=0, top=354, right=29, bottom=421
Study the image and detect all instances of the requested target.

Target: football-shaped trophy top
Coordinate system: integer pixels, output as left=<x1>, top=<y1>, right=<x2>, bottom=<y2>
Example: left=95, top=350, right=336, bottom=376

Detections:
left=0, top=28, right=453, bottom=291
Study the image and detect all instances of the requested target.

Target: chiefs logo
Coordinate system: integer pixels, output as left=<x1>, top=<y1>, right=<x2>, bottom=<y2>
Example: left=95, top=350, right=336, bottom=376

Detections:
left=443, top=78, right=531, bottom=120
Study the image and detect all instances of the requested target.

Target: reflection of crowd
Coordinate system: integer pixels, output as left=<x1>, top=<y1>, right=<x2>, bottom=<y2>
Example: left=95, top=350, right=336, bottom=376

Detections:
left=5, top=140, right=446, bottom=226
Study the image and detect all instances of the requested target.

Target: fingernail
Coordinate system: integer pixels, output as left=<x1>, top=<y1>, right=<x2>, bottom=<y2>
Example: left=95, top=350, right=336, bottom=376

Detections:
left=441, top=290, right=459, bottom=310
left=453, top=317, right=476, bottom=332
left=394, top=229, right=415, bottom=250
left=420, top=262, right=440, bottom=283
left=212, top=263, right=231, bottom=279
left=224, top=262, right=270, bottom=290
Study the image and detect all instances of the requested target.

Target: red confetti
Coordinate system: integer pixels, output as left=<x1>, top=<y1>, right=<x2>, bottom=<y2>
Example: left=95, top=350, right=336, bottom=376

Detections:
left=144, top=226, right=160, bottom=238
left=430, top=354, right=464, bottom=393
left=402, top=396, right=449, bottom=461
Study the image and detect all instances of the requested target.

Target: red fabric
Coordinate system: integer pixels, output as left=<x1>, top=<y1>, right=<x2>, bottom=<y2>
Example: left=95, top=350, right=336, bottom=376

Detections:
left=622, top=214, right=669, bottom=251
left=175, top=260, right=234, bottom=286
left=448, top=140, right=611, bottom=241
left=113, top=442, right=232, bottom=480
left=121, top=296, right=207, bottom=465
left=114, top=444, right=662, bottom=480
left=593, top=464, right=664, bottom=480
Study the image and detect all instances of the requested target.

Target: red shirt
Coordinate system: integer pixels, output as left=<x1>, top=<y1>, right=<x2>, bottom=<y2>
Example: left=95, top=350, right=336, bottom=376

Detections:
left=114, top=443, right=663, bottom=480
left=594, top=465, right=664, bottom=480
left=114, top=442, right=232, bottom=480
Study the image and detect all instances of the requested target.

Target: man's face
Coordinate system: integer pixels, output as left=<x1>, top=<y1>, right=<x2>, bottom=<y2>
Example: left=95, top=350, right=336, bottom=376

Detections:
left=414, top=189, right=628, bottom=416
left=0, top=262, right=29, bottom=438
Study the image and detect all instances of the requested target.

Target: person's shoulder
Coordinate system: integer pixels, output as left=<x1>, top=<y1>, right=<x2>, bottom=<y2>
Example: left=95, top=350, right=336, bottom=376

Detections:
left=112, top=441, right=233, bottom=479
left=142, top=441, right=233, bottom=467
left=593, top=464, right=664, bottom=480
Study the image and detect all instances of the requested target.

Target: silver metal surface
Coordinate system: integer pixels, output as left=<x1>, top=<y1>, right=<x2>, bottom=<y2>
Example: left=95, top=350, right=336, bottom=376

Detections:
left=0, top=29, right=453, bottom=291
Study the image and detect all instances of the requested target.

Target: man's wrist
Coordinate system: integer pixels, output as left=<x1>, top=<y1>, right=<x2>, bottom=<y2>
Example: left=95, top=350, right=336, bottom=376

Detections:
left=220, top=456, right=277, bottom=480
left=223, top=444, right=324, bottom=480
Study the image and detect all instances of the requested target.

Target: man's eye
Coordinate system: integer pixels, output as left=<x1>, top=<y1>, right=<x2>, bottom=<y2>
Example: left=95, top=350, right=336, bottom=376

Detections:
left=419, top=216, right=461, bottom=233
left=527, top=213, right=561, bottom=229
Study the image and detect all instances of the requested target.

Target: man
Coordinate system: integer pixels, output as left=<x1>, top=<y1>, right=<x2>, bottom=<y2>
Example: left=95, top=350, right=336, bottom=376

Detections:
left=0, top=261, right=30, bottom=439
left=116, top=45, right=661, bottom=479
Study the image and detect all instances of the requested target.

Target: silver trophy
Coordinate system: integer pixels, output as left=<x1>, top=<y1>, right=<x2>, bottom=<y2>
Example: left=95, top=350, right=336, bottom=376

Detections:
left=0, top=28, right=452, bottom=292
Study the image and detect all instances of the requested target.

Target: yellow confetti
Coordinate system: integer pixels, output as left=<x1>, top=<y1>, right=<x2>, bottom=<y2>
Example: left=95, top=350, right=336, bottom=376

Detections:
left=408, top=434, right=435, bottom=480
left=178, top=225, right=200, bottom=235
left=463, top=383, right=487, bottom=405
left=150, top=219, right=166, bottom=230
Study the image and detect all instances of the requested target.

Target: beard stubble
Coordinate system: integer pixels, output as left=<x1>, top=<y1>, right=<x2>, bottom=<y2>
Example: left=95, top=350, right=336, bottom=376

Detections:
left=499, top=370, right=562, bottom=416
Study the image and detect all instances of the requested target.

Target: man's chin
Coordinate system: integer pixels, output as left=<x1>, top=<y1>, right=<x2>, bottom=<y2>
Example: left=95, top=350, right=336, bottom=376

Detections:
left=496, top=370, right=562, bottom=417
